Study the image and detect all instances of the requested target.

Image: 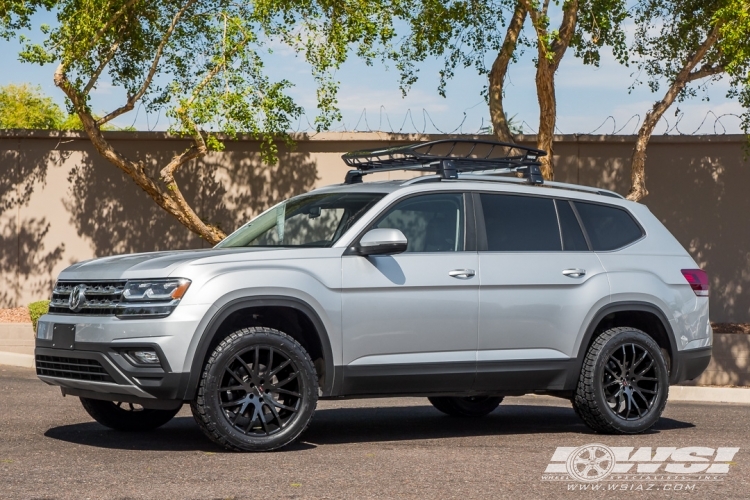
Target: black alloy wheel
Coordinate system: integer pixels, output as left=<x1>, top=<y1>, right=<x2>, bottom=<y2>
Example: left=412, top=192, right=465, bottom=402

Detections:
left=602, top=343, right=660, bottom=420
left=573, top=327, right=669, bottom=434
left=218, top=345, right=303, bottom=436
left=192, top=327, right=318, bottom=451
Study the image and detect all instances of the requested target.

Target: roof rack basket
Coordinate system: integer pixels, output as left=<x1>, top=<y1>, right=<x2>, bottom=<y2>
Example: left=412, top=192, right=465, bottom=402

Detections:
left=341, top=139, right=547, bottom=185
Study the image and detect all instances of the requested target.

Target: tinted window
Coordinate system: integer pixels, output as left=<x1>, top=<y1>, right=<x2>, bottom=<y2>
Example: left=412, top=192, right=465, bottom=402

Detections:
left=574, top=202, right=643, bottom=251
left=556, top=199, right=589, bottom=251
left=374, top=193, right=465, bottom=252
left=480, top=194, right=561, bottom=251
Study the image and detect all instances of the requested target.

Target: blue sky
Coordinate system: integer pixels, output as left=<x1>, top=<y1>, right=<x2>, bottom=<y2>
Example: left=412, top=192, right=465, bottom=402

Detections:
left=1, top=11, right=744, bottom=135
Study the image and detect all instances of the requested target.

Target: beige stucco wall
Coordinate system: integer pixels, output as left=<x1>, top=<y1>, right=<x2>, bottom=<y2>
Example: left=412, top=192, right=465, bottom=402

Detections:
left=1, top=131, right=748, bottom=322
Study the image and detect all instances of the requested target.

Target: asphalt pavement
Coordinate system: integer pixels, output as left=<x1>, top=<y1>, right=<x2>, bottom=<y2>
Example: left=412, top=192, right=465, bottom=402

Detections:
left=2, top=365, right=749, bottom=499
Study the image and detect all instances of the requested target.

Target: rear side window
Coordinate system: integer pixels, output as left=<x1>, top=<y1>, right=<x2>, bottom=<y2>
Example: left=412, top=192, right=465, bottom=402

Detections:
left=480, top=194, right=561, bottom=251
left=574, top=201, right=643, bottom=251
left=555, top=200, right=589, bottom=251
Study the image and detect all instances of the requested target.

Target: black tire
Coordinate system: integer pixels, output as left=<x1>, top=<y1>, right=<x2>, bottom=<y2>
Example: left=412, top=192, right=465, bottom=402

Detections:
left=428, top=396, right=503, bottom=417
left=80, top=398, right=181, bottom=431
left=191, top=327, right=318, bottom=452
left=573, top=327, right=669, bottom=434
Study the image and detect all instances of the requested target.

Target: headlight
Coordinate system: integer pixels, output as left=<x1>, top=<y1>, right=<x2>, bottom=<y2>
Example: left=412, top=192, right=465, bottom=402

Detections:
left=117, top=279, right=191, bottom=319
left=122, top=279, right=191, bottom=301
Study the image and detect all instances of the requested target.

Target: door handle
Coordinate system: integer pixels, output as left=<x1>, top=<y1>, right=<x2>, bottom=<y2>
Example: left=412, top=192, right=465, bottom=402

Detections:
left=449, top=269, right=476, bottom=279
left=562, top=268, right=586, bottom=278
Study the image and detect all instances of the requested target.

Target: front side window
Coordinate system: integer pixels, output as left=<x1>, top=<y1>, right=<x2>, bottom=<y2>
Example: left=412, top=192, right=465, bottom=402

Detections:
left=373, top=193, right=465, bottom=252
left=480, top=193, right=561, bottom=251
left=218, top=192, right=384, bottom=248
left=574, top=201, right=644, bottom=251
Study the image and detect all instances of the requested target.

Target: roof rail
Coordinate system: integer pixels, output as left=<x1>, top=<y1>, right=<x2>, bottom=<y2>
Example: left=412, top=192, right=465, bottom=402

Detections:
left=342, top=139, right=547, bottom=185
left=401, top=173, right=624, bottom=199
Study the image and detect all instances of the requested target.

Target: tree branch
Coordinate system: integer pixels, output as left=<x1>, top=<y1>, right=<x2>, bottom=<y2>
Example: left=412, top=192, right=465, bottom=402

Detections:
left=97, top=0, right=198, bottom=126
left=627, top=22, right=723, bottom=201
left=688, top=63, right=726, bottom=82
left=552, top=0, right=579, bottom=67
left=83, top=39, right=121, bottom=95
left=87, top=0, right=140, bottom=51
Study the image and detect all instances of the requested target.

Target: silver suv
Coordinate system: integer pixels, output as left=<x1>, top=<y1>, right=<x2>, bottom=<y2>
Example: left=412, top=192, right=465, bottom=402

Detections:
left=35, top=140, right=712, bottom=451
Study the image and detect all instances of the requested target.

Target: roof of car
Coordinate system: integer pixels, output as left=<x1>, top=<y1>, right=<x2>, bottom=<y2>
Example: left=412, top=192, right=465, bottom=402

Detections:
left=310, top=176, right=625, bottom=201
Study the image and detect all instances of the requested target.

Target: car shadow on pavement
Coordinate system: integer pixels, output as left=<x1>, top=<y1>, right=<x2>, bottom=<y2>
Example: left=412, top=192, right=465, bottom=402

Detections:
left=44, top=403, right=694, bottom=452
left=300, top=404, right=694, bottom=446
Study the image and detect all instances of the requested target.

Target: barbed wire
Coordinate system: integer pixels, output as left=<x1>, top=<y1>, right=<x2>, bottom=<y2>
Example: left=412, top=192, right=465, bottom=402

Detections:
left=291, top=106, right=744, bottom=136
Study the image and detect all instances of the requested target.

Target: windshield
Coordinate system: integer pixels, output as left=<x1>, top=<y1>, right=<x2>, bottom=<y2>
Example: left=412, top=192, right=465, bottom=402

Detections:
left=217, top=192, right=385, bottom=248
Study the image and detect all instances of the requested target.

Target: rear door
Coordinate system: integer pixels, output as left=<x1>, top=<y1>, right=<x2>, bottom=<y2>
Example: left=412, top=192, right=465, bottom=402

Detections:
left=474, top=192, right=609, bottom=392
left=341, top=192, right=479, bottom=395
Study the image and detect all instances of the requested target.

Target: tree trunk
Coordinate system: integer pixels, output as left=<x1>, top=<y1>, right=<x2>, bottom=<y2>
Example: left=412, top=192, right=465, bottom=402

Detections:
left=535, top=61, right=556, bottom=179
left=54, top=65, right=227, bottom=244
left=627, top=25, right=723, bottom=201
left=524, top=0, right=578, bottom=181
left=488, top=1, right=527, bottom=143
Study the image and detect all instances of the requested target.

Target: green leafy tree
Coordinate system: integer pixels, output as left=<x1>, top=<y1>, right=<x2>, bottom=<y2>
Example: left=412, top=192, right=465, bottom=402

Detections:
left=391, top=0, right=628, bottom=180
left=0, top=83, right=65, bottom=129
left=8, top=0, right=394, bottom=244
left=626, top=0, right=750, bottom=201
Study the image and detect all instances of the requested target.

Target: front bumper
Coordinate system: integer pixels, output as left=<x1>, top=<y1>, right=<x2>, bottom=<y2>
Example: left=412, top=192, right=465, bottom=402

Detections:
left=34, top=305, right=211, bottom=406
left=35, top=344, right=190, bottom=408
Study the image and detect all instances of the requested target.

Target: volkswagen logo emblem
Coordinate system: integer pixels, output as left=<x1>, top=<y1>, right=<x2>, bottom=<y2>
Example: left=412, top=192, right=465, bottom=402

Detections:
left=68, top=284, right=87, bottom=312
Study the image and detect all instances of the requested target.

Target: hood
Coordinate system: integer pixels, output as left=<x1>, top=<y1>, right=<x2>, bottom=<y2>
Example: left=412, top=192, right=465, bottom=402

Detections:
left=57, top=247, right=288, bottom=281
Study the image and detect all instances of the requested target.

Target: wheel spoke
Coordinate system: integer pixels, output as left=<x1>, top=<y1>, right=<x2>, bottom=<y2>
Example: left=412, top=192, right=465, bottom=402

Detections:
left=266, top=397, right=298, bottom=412
left=633, top=388, right=652, bottom=408
left=604, top=365, right=620, bottom=379
left=632, top=349, right=648, bottom=371
left=267, top=386, right=301, bottom=397
left=271, top=371, right=298, bottom=388
left=220, top=384, right=245, bottom=392
left=636, top=359, right=655, bottom=376
left=234, top=355, right=256, bottom=384
left=225, top=366, right=248, bottom=386
left=257, top=404, right=271, bottom=434
left=267, top=348, right=274, bottom=376
left=267, top=359, right=292, bottom=379
left=266, top=399, right=284, bottom=428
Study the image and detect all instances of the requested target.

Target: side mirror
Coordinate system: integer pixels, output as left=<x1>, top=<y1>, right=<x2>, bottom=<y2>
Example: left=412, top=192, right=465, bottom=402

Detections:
left=357, top=228, right=408, bottom=256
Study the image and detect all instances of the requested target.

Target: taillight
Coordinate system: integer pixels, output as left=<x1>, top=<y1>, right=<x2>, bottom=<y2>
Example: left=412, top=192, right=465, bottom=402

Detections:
left=681, top=269, right=709, bottom=297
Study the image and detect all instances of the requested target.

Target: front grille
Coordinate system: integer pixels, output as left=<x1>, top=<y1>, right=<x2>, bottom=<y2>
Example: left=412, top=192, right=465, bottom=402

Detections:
left=49, top=280, right=126, bottom=316
left=36, top=355, right=115, bottom=383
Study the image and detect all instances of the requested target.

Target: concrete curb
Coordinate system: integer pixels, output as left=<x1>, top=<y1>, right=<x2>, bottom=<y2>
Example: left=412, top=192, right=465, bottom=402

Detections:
left=669, top=385, right=750, bottom=404
left=0, top=351, right=34, bottom=368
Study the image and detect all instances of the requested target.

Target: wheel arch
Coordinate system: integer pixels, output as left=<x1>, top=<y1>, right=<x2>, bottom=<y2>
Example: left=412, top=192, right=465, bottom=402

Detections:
left=184, top=296, right=336, bottom=399
left=568, top=301, right=679, bottom=389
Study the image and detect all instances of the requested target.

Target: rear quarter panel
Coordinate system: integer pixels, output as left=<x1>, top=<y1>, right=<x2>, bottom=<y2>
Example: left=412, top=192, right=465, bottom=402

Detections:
left=596, top=204, right=711, bottom=350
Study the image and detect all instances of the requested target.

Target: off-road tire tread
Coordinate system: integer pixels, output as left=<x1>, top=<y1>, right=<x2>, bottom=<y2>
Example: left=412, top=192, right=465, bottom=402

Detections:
left=80, top=398, right=180, bottom=431
left=572, top=327, right=669, bottom=434
left=190, top=327, right=318, bottom=452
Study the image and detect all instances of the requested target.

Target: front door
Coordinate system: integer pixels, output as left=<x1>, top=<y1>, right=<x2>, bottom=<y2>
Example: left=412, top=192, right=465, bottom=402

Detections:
left=341, top=192, right=479, bottom=395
